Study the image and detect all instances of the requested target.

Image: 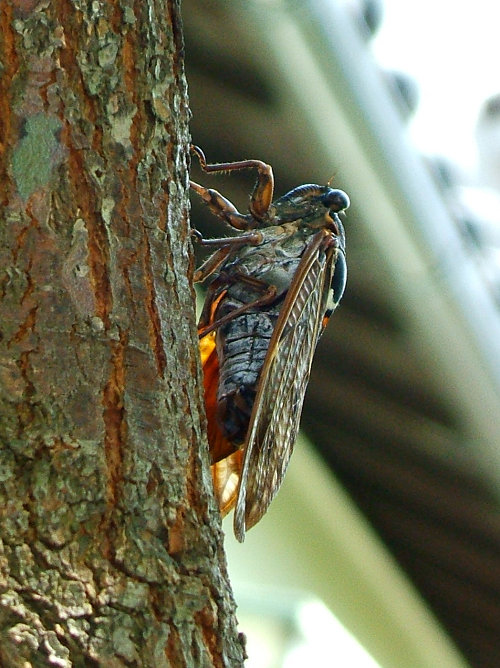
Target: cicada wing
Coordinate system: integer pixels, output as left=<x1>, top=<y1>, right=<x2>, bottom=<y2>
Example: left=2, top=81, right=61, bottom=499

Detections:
left=199, top=298, right=245, bottom=514
left=234, top=230, right=339, bottom=541
left=211, top=450, right=243, bottom=516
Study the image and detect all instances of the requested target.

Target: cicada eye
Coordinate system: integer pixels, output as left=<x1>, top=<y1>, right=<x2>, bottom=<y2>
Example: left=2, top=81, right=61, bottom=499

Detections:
left=321, top=189, right=350, bottom=212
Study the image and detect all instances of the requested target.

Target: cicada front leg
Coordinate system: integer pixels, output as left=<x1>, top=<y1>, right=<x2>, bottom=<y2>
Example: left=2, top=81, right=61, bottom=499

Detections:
left=190, top=145, right=274, bottom=224
left=190, top=179, right=254, bottom=231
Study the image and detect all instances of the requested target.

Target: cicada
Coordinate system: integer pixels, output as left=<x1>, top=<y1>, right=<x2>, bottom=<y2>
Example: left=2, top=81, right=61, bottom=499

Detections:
left=191, top=145, right=348, bottom=542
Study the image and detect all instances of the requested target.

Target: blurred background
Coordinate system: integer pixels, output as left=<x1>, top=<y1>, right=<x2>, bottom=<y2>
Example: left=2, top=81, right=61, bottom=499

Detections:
left=186, top=1, right=500, bottom=666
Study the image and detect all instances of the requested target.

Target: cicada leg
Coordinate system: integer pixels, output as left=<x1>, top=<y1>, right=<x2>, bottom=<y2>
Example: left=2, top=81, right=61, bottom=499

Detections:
left=190, top=145, right=274, bottom=223
left=191, top=229, right=263, bottom=248
left=197, top=273, right=278, bottom=339
left=190, top=179, right=255, bottom=231
left=192, top=229, right=264, bottom=284
left=193, top=247, right=233, bottom=284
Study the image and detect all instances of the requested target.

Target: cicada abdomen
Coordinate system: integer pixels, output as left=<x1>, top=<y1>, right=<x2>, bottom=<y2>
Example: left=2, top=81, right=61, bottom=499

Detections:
left=191, top=146, right=348, bottom=541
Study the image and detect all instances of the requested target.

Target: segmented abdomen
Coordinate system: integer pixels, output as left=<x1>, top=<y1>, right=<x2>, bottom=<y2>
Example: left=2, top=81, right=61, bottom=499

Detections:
left=215, top=304, right=280, bottom=445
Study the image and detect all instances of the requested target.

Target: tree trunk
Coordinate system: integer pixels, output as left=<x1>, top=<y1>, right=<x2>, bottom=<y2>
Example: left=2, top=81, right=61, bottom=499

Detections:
left=0, top=1, right=245, bottom=665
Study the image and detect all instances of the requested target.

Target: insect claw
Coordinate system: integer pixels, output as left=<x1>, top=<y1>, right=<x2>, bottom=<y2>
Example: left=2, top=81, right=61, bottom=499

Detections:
left=191, top=228, right=204, bottom=243
left=190, top=144, right=206, bottom=166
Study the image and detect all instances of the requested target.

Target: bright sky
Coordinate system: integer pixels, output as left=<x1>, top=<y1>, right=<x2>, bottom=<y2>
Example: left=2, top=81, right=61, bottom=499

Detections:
left=372, top=0, right=500, bottom=175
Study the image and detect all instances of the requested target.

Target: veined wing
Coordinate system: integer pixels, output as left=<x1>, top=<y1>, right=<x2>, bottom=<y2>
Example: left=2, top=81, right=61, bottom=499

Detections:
left=234, top=229, right=339, bottom=541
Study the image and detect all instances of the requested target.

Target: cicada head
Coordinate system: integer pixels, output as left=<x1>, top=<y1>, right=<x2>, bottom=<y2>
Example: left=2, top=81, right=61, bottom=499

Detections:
left=269, top=184, right=349, bottom=233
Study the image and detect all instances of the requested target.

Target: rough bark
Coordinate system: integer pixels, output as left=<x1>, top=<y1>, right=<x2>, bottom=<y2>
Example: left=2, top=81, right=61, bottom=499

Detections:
left=0, top=0, right=245, bottom=665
